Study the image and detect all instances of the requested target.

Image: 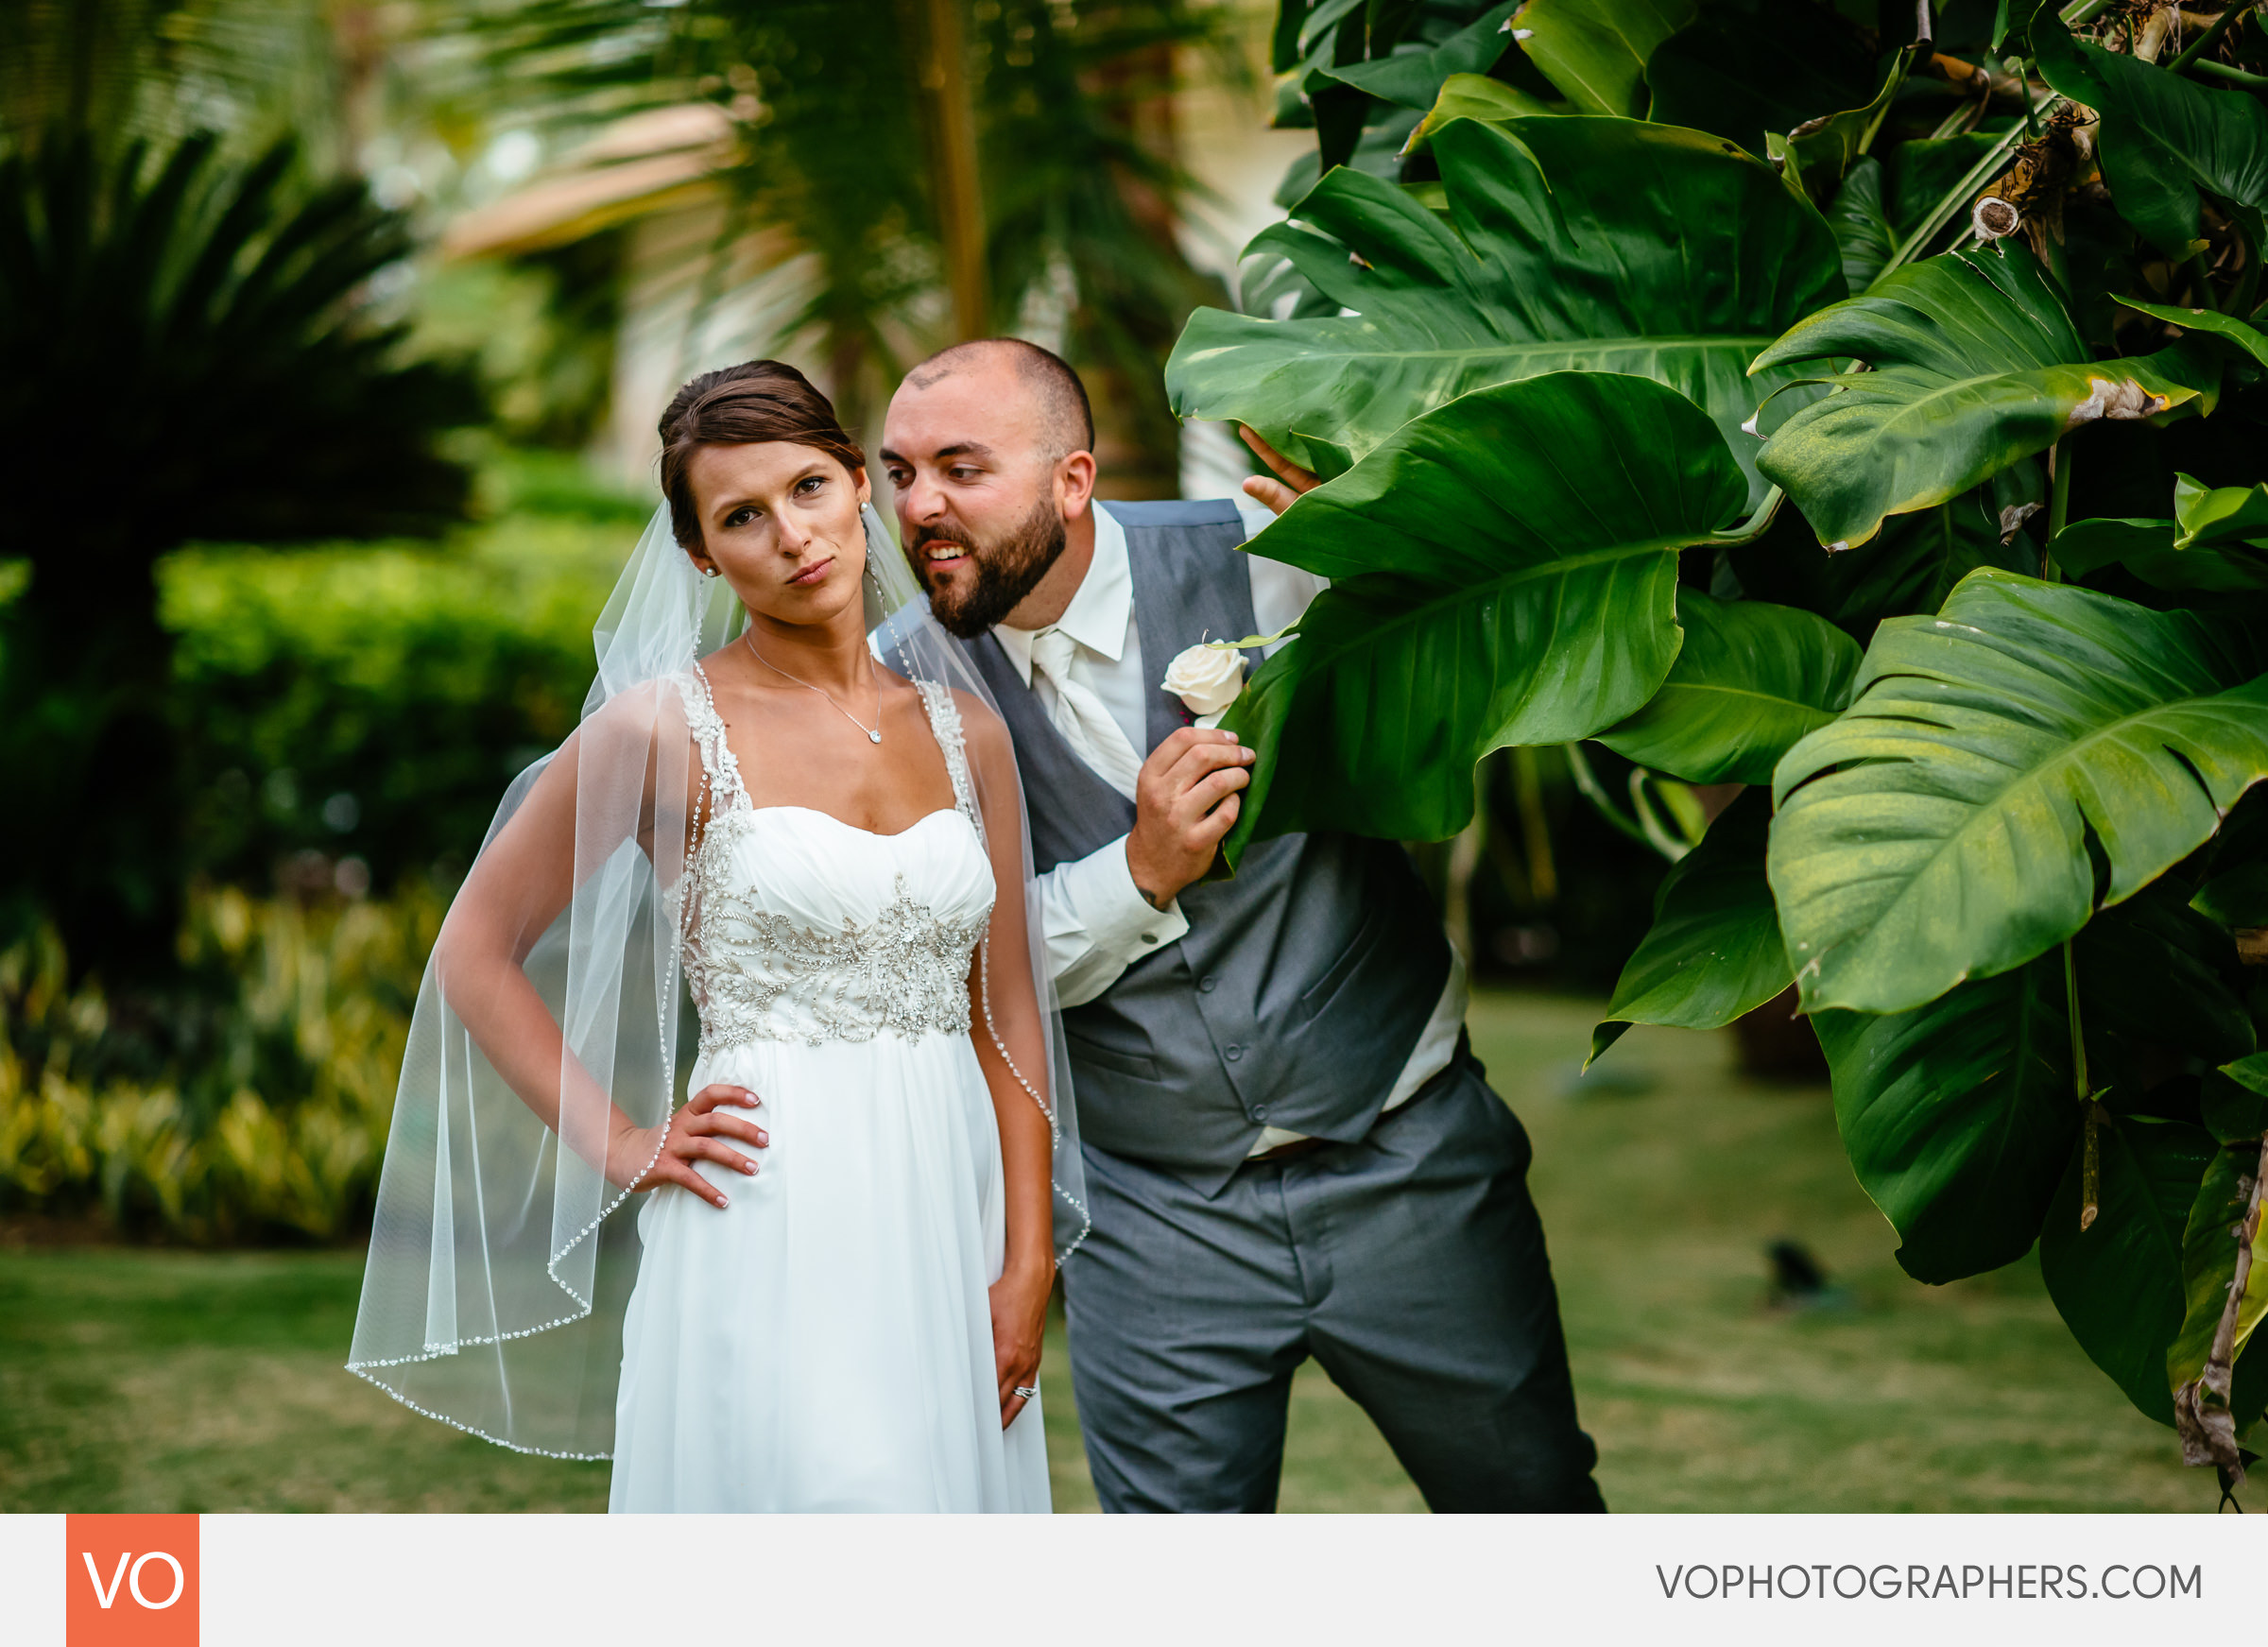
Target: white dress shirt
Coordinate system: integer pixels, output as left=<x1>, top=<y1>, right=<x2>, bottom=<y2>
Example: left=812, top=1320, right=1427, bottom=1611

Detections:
left=997, top=501, right=1469, bottom=1156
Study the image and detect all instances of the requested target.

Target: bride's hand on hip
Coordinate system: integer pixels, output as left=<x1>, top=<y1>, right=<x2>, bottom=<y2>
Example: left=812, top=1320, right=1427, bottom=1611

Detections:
left=989, top=1261, right=1051, bottom=1429
left=610, top=1085, right=767, bottom=1207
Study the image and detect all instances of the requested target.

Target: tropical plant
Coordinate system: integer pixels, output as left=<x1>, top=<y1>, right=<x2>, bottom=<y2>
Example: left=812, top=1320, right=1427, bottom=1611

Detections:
left=1172, top=0, right=2268, bottom=1494
left=0, top=884, right=440, bottom=1243
left=0, top=129, right=482, bottom=983
left=438, top=0, right=1235, bottom=483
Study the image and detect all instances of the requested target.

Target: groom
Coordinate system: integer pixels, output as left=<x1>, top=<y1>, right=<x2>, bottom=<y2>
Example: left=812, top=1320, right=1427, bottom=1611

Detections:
left=881, top=339, right=1603, bottom=1513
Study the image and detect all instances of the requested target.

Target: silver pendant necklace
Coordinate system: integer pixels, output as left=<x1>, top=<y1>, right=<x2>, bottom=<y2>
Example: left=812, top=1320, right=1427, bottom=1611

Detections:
left=742, top=630, right=884, bottom=744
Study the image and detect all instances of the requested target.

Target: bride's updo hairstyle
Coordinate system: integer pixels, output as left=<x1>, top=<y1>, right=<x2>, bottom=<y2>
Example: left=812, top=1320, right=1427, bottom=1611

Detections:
left=657, top=361, right=866, bottom=551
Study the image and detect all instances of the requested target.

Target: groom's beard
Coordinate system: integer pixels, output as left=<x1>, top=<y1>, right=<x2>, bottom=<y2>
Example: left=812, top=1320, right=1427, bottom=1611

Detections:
left=914, top=495, right=1068, bottom=639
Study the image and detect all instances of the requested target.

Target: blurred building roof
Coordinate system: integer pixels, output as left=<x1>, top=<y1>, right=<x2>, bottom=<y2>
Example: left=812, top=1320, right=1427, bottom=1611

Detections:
left=442, top=104, right=737, bottom=259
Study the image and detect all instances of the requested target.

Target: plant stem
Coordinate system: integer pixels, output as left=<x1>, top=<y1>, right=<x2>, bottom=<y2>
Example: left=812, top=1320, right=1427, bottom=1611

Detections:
left=1625, top=769, right=1696, bottom=863
left=1928, top=96, right=1984, bottom=140
left=2043, top=439, right=2072, bottom=577
left=1562, top=743, right=1675, bottom=859
left=1711, top=486, right=1785, bottom=546
left=2188, top=249, right=2223, bottom=313
left=2065, top=938, right=2103, bottom=1230
left=2174, top=1134, right=2266, bottom=1486
left=1874, top=94, right=2064, bottom=285
left=2190, top=57, right=2268, bottom=86
left=1511, top=746, right=1557, bottom=902
left=2060, top=0, right=2121, bottom=25
left=2170, top=2, right=2255, bottom=69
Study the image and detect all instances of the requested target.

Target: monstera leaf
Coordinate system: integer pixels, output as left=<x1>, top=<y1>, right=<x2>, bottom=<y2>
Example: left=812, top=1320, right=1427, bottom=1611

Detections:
left=1217, top=372, right=1748, bottom=852
left=1815, top=959, right=2077, bottom=1283
left=1166, top=115, right=1844, bottom=507
left=2039, top=1113, right=2221, bottom=1425
left=1750, top=241, right=2223, bottom=550
left=1769, top=571, right=2268, bottom=1016
left=1509, top=0, right=1695, bottom=115
left=2034, top=12, right=2268, bottom=259
left=1589, top=789, right=1789, bottom=1063
left=1596, top=588, right=1861, bottom=782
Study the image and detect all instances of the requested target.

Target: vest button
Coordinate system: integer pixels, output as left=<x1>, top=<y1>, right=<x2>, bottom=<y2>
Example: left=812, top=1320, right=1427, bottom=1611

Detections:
left=1197, top=975, right=1217, bottom=992
left=1224, top=1045, right=1244, bottom=1062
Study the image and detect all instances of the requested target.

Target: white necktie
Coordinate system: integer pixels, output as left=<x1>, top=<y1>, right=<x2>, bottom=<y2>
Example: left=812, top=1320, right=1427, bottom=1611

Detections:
left=1029, top=626, right=1143, bottom=800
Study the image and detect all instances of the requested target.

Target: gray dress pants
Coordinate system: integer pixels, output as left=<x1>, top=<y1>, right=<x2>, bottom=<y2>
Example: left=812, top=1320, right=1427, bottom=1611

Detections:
left=1061, top=1048, right=1605, bottom=1513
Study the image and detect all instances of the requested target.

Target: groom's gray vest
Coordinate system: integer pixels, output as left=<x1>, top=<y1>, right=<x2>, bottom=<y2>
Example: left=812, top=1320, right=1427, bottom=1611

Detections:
left=967, top=500, right=1452, bottom=1195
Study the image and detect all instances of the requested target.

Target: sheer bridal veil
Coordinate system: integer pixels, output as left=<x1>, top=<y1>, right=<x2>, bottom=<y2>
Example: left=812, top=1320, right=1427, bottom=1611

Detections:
left=348, top=501, right=1086, bottom=1458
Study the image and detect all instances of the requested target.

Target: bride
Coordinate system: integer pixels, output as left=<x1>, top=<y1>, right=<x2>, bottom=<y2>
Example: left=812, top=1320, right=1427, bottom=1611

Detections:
left=347, top=361, right=1083, bottom=1512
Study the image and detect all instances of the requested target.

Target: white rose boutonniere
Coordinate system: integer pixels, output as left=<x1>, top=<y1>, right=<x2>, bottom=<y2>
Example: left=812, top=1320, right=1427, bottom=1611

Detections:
left=1161, top=641, right=1246, bottom=729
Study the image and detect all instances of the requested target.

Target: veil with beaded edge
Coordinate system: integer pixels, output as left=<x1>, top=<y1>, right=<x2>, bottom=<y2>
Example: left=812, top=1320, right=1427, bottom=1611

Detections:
left=346, top=501, right=1086, bottom=1460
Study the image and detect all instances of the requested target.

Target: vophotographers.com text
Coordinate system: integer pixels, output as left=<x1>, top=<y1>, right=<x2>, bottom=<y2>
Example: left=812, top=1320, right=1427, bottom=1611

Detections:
left=1657, top=1563, right=2202, bottom=1602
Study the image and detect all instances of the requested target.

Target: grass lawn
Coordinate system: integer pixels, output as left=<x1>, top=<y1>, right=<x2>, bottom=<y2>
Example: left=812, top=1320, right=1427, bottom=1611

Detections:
left=0, top=992, right=2216, bottom=1512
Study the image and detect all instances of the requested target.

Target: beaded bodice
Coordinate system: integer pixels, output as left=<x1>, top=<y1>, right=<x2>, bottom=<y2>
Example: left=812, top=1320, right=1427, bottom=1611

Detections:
left=672, top=663, right=994, bottom=1055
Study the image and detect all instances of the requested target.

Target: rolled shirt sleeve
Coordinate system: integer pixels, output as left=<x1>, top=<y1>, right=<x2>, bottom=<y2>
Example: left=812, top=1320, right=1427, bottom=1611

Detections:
left=1037, top=834, right=1191, bottom=1008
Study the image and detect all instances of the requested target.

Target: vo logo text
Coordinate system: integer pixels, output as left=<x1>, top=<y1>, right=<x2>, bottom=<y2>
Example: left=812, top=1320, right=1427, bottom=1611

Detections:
left=65, top=1516, right=198, bottom=1646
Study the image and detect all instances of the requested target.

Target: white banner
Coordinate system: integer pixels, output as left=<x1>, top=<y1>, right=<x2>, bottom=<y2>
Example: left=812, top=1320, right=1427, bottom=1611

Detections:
left=7, top=1511, right=2260, bottom=1647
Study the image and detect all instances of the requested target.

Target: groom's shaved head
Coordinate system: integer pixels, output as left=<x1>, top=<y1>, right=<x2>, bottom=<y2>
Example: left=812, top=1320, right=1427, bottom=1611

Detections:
left=883, top=336, right=1101, bottom=638
left=905, top=338, right=1094, bottom=462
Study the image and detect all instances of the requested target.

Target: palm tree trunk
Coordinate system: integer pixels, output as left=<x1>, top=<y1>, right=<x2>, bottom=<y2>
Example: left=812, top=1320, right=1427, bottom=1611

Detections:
left=919, top=0, right=988, bottom=340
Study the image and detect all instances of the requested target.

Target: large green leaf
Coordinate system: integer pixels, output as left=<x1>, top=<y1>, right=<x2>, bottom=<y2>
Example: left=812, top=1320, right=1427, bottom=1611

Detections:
left=1166, top=114, right=1844, bottom=506
left=2048, top=518, right=2268, bottom=592
left=1769, top=571, right=2268, bottom=1015
left=1769, top=41, right=1927, bottom=209
left=1406, top=71, right=1568, bottom=152
left=1589, top=789, right=1789, bottom=1063
left=1816, top=958, right=2076, bottom=1283
left=1218, top=372, right=1748, bottom=850
left=2118, top=298, right=2268, bottom=371
left=2049, top=472, right=2268, bottom=592
left=1750, top=241, right=2222, bottom=550
left=1596, top=588, right=1860, bottom=782
left=2175, top=472, right=2268, bottom=552
left=1324, top=1, right=1520, bottom=107
left=2039, top=1114, right=2219, bottom=1425
left=2033, top=13, right=2268, bottom=259
left=2076, top=880, right=2258, bottom=1069
left=2203, top=1053, right=2268, bottom=1143
left=1508, top=0, right=1696, bottom=115
left=1728, top=469, right=2041, bottom=643
left=2166, top=1141, right=2268, bottom=1407
left=1826, top=156, right=1894, bottom=291
left=2193, top=792, right=2268, bottom=930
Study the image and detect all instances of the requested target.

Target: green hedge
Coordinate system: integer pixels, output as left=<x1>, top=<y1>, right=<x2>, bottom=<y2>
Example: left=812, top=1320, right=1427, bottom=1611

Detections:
left=162, top=455, right=645, bottom=893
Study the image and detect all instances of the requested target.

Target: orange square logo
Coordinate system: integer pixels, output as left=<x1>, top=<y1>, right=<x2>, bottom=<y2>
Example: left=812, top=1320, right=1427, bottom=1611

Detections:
left=65, top=1515, right=198, bottom=1646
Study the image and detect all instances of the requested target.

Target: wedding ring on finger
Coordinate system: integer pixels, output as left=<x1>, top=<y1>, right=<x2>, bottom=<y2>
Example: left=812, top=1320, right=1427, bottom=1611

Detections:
left=1012, top=1385, right=1040, bottom=1400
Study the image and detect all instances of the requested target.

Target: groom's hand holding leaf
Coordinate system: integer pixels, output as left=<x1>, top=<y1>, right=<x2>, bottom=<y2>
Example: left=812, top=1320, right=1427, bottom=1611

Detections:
left=1126, top=728, right=1256, bottom=909
left=1238, top=424, right=1323, bottom=517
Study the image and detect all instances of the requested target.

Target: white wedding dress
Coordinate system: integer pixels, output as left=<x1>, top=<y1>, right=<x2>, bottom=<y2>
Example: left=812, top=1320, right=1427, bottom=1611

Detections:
left=607, top=661, right=1050, bottom=1512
